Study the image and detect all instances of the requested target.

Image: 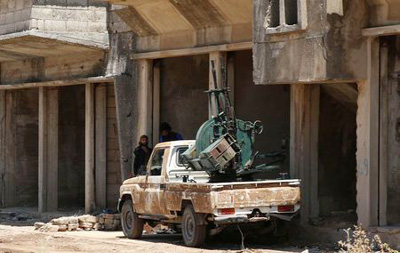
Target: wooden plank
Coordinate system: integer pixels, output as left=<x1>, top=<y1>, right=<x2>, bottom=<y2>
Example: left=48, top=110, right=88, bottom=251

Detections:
left=95, top=84, right=107, bottom=209
left=137, top=59, right=153, bottom=144
left=0, top=91, right=5, bottom=207
left=85, top=83, right=96, bottom=213
left=362, top=24, right=400, bottom=37
left=152, top=62, right=160, bottom=146
left=132, top=42, right=252, bottom=60
left=46, top=88, right=58, bottom=211
left=38, top=87, right=47, bottom=213
left=0, top=77, right=114, bottom=91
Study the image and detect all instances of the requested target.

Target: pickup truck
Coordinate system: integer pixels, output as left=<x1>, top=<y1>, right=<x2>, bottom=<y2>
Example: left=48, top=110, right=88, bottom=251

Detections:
left=118, top=140, right=300, bottom=247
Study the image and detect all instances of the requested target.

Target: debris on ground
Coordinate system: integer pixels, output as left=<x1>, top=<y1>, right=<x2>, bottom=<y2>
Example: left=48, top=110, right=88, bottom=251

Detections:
left=34, top=213, right=122, bottom=232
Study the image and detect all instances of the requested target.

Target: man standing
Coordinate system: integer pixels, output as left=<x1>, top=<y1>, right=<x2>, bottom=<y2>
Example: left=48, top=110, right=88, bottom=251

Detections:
left=159, top=122, right=183, bottom=143
left=133, top=135, right=152, bottom=176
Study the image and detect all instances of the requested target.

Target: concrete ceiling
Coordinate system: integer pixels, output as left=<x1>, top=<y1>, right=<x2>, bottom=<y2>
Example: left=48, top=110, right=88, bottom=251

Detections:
left=111, top=0, right=252, bottom=36
left=0, top=31, right=108, bottom=62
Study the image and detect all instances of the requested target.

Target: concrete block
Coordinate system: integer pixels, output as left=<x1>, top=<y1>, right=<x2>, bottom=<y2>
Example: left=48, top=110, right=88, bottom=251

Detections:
left=8, top=0, right=16, bottom=11
left=5, top=13, right=14, bottom=24
left=31, top=7, right=54, bottom=20
left=67, top=0, right=87, bottom=7
left=44, top=19, right=66, bottom=31
left=15, top=0, right=24, bottom=10
left=52, top=9, right=76, bottom=21
left=87, top=21, right=106, bottom=32
left=0, top=14, right=6, bottom=25
left=66, top=20, right=88, bottom=32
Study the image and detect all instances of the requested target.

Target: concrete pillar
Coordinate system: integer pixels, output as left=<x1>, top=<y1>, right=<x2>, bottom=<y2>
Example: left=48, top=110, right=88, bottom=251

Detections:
left=356, top=37, right=380, bottom=227
left=0, top=91, right=6, bottom=207
left=38, top=87, right=59, bottom=213
left=85, top=83, right=96, bottom=213
left=209, top=51, right=227, bottom=117
left=137, top=59, right=153, bottom=145
left=290, top=84, right=320, bottom=222
left=153, top=62, right=160, bottom=146
left=95, top=84, right=107, bottom=209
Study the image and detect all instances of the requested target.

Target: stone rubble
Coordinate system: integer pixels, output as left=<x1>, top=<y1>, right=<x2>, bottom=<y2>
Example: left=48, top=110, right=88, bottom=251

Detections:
left=34, top=214, right=121, bottom=232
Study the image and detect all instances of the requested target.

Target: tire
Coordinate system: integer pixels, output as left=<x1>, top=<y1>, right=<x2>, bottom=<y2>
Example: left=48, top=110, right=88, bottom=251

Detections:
left=121, top=199, right=144, bottom=239
left=182, top=205, right=207, bottom=247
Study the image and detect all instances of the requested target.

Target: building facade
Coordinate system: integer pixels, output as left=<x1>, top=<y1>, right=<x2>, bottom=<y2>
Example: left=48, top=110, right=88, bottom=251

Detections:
left=0, top=0, right=399, bottom=248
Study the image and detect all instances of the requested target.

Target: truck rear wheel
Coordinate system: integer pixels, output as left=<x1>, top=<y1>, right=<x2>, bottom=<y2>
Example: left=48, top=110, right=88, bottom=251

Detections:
left=182, top=205, right=206, bottom=247
left=121, top=199, right=143, bottom=239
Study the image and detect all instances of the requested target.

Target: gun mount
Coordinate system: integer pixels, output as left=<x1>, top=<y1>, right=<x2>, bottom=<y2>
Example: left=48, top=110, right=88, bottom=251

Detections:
left=181, top=60, right=287, bottom=182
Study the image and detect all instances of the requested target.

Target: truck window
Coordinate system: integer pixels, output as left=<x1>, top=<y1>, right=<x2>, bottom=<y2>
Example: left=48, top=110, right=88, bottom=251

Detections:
left=149, top=148, right=165, bottom=176
left=176, top=147, right=188, bottom=167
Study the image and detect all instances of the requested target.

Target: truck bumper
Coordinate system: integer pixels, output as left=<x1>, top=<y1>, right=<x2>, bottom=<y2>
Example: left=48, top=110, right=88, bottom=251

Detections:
left=212, top=211, right=299, bottom=225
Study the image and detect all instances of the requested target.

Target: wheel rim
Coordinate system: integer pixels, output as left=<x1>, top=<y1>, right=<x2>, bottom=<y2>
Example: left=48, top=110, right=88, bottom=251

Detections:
left=184, top=213, right=195, bottom=240
left=125, top=209, right=133, bottom=230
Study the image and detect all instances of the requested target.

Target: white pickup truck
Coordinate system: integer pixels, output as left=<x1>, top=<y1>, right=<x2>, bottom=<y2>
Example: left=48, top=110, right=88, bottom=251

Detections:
left=118, top=140, right=300, bottom=247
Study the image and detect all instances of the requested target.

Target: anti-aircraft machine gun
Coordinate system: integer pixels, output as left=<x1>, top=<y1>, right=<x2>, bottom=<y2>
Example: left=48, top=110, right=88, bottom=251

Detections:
left=181, top=60, right=288, bottom=182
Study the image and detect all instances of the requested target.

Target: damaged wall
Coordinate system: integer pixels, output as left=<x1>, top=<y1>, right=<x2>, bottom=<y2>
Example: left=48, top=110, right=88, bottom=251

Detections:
left=253, top=0, right=369, bottom=85
left=58, top=85, right=85, bottom=208
left=318, top=86, right=357, bottom=217
left=233, top=50, right=290, bottom=173
left=159, top=54, right=209, bottom=140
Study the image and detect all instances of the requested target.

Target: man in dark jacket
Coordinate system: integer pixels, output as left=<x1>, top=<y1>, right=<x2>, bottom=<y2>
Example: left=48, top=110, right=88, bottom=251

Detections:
left=133, top=135, right=152, bottom=176
left=159, top=122, right=183, bottom=143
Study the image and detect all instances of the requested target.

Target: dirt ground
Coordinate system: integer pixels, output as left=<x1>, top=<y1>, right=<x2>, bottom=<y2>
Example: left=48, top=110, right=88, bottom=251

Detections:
left=0, top=224, right=316, bottom=253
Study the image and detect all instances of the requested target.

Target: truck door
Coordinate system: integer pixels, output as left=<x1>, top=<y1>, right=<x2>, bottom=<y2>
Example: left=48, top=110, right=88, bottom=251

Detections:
left=142, top=147, right=170, bottom=215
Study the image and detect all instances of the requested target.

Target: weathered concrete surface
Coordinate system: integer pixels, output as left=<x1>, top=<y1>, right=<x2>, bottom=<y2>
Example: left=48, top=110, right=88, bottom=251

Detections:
left=160, top=54, right=209, bottom=140
left=233, top=50, right=290, bottom=174
left=253, top=0, right=369, bottom=85
left=107, top=0, right=252, bottom=52
left=105, top=30, right=137, bottom=182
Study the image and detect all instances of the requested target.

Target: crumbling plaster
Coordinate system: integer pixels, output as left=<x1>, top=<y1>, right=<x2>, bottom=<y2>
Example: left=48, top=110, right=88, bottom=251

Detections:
left=253, top=0, right=369, bottom=85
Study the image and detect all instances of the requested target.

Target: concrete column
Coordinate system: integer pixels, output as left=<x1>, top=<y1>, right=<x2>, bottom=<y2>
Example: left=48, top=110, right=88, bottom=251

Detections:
left=4, top=91, right=16, bottom=207
left=38, top=87, right=59, bottom=213
left=85, top=83, right=96, bottom=213
left=356, top=37, right=380, bottom=227
left=153, top=62, right=160, bottom=146
left=209, top=51, right=227, bottom=117
left=137, top=59, right=153, bottom=145
left=290, top=84, right=320, bottom=222
left=0, top=91, right=5, bottom=207
left=95, top=84, right=107, bottom=209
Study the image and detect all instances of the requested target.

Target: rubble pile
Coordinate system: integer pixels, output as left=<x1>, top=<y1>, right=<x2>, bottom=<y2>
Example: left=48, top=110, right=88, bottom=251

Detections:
left=34, top=214, right=122, bottom=232
left=97, top=213, right=121, bottom=231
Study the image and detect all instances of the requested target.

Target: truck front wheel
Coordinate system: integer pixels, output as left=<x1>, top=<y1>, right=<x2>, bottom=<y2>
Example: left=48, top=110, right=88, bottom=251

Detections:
left=182, top=205, right=206, bottom=247
left=121, top=199, right=143, bottom=239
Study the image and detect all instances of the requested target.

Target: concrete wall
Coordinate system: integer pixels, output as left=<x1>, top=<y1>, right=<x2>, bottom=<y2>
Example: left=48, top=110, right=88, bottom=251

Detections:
left=253, top=0, right=369, bottom=85
left=233, top=50, right=290, bottom=173
left=318, top=87, right=357, bottom=217
left=14, top=89, right=39, bottom=207
left=0, top=51, right=105, bottom=84
left=58, top=85, right=85, bottom=208
left=159, top=55, right=209, bottom=141
left=0, top=0, right=32, bottom=35
left=105, top=84, right=121, bottom=209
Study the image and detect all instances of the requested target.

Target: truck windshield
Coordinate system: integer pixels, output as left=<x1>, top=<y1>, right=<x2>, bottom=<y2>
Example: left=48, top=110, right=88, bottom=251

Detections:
left=149, top=149, right=165, bottom=176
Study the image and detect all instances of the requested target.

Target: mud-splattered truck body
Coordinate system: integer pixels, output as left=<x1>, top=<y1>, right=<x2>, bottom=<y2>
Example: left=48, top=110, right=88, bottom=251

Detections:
left=118, top=140, right=300, bottom=247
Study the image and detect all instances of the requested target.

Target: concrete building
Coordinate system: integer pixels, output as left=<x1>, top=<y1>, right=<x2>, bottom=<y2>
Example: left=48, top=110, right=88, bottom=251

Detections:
left=1, top=0, right=400, bottom=248
left=0, top=0, right=122, bottom=213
